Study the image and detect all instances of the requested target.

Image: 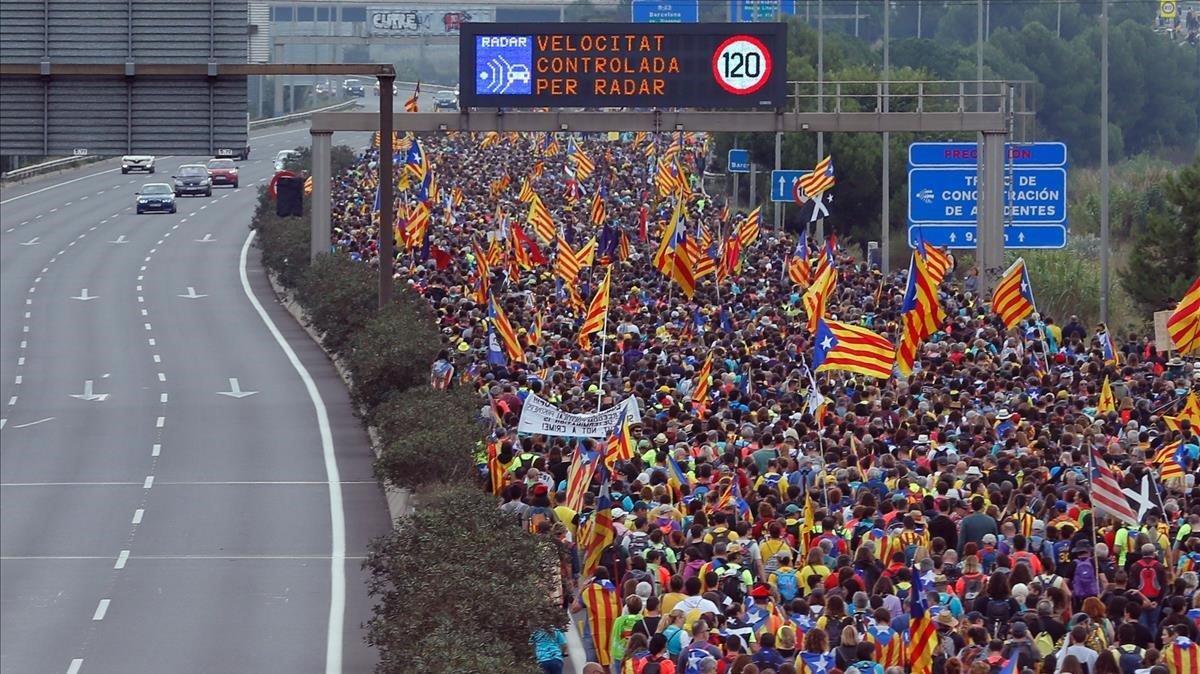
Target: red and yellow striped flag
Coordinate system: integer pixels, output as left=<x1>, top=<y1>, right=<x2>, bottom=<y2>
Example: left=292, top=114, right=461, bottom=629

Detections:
left=554, top=235, right=582, bottom=285
left=737, top=206, right=762, bottom=247
left=488, top=294, right=526, bottom=364
left=577, top=267, right=612, bottom=348
left=589, top=191, right=605, bottom=226
left=992, top=257, right=1036, bottom=329
left=1166, top=276, right=1200, bottom=355
left=691, top=351, right=714, bottom=415
left=526, top=195, right=556, bottom=244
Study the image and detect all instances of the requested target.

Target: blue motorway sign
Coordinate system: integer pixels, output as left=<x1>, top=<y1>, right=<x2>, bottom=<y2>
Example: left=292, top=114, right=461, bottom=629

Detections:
left=908, top=225, right=1067, bottom=249
left=770, top=169, right=810, bottom=202
left=474, top=35, right=533, bottom=96
left=909, top=141, right=1067, bottom=168
left=632, top=0, right=700, bottom=22
left=907, top=141, right=1068, bottom=250
left=908, top=167, right=1067, bottom=225
left=728, top=149, right=750, bottom=173
left=731, top=0, right=797, bottom=22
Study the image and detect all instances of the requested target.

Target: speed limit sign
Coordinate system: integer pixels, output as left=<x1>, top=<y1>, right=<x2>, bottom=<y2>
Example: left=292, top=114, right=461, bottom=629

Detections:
left=1159, top=0, right=1177, bottom=18
left=711, top=35, right=773, bottom=96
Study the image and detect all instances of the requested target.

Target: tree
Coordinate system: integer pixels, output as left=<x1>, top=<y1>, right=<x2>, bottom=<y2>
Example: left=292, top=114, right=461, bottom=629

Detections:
left=364, top=483, right=565, bottom=674
left=1121, top=156, right=1200, bottom=312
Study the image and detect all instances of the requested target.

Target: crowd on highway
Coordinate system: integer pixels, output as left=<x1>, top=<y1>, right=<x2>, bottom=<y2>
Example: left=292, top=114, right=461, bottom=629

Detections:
left=324, top=129, right=1200, bottom=674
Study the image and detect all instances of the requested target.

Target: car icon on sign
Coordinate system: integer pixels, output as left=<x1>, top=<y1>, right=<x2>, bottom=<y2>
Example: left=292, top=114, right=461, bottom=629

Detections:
left=508, top=64, right=531, bottom=84
left=916, top=188, right=935, bottom=204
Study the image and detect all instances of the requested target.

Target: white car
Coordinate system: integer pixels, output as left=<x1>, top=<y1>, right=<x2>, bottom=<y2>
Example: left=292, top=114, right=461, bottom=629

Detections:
left=274, top=150, right=300, bottom=172
left=122, top=155, right=155, bottom=174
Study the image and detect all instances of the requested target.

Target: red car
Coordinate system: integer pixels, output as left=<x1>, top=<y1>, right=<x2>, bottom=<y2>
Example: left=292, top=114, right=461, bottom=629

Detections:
left=206, top=158, right=239, bottom=188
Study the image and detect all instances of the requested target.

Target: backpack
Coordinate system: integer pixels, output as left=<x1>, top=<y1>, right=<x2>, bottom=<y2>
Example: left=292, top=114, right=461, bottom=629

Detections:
left=962, top=575, right=985, bottom=602
left=681, top=644, right=713, bottom=674
left=824, top=615, right=851, bottom=648
left=1071, top=560, right=1100, bottom=598
left=1111, top=644, right=1145, bottom=674
left=986, top=599, right=1012, bottom=638
left=1033, top=631, right=1055, bottom=658
left=709, top=527, right=735, bottom=549
left=627, top=532, right=652, bottom=559
left=1133, top=559, right=1163, bottom=599
left=776, top=568, right=800, bottom=602
left=719, top=566, right=747, bottom=604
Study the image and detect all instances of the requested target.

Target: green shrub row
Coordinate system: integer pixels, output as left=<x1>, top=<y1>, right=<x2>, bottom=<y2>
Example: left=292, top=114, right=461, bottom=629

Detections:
left=250, top=168, right=562, bottom=672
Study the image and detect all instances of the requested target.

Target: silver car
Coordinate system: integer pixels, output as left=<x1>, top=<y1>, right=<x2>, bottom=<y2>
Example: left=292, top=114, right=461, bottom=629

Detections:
left=122, top=155, right=155, bottom=174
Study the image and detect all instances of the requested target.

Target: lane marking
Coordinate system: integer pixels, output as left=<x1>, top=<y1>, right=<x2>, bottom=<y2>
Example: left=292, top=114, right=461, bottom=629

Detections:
left=147, top=338, right=155, bottom=346
left=159, top=393, right=168, bottom=403
left=136, top=285, right=143, bottom=291
left=92, top=599, right=109, bottom=621
left=155, top=416, right=164, bottom=428
left=144, top=323, right=152, bottom=331
left=152, top=443, right=161, bottom=456
left=143, top=475, right=154, bottom=488
left=0, top=480, right=375, bottom=487
left=138, top=296, right=144, bottom=303
left=114, top=550, right=130, bottom=569
left=3, top=554, right=369, bottom=561
left=131, top=508, right=144, bottom=524
left=17, top=357, right=25, bottom=365
left=67, top=659, right=83, bottom=674
left=157, top=372, right=166, bottom=382
left=141, top=309, right=149, bottom=316
left=239, top=229, right=345, bottom=674
left=11, top=417, right=54, bottom=429
left=152, top=354, right=160, bottom=363
left=8, top=396, right=17, bottom=406
left=14, top=375, right=22, bottom=384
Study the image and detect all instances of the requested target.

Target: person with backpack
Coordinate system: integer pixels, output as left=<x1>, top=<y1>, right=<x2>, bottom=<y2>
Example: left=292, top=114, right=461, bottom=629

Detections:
left=770, top=552, right=801, bottom=604
left=957, top=555, right=989, bottom=604
left=817, top=595, right=854, bottom=651
left=798, top=548, right=832, bottom=595
left=676, top=620, right=720, bottom=674
left=1109, top=623, right=1147, bottom=674
left=1002, top=621, right=1040, bottom=672
left=634, top=634, right=677, bottom=674
left=1072, top=543, right=1102, bottom=605
left=973, top=573, right=1019, bottom=640
left=1130, top=545, right=1167, bottom=607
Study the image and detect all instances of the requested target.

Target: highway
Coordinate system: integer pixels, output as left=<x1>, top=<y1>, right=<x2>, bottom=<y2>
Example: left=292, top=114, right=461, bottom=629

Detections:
left=0, top=93, right=410, bottom=673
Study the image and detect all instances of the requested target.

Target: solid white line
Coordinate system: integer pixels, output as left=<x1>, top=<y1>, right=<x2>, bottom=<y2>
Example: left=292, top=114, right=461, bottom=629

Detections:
left=131, top=508, right=144, bottom=523
left=143, top=475, right=154, bottom=488
left=92, top=599, right=109, bottom=620
left=0, top=164, right=123, bottom=205
left=239, top=229, right=345, bottom=674
left=67, top=658, right=83, bottom=674
left=155, top=416, right=164, bottom=428
left=114, top=550, right=130, bottom=569
left=152, top=443, right=161, bottom=456
left=11, top=417, right=54, bottom=429
left=0, top=419, right=6, bottom=429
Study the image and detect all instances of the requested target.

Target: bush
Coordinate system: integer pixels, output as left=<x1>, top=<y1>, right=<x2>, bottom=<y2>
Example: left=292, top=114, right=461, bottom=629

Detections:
left=364, top=483, right=564, bottom=674
left=255, top=203, right=311, bottom=288
left=372, top=387, right=483, bottom=489
left=295, top=253, right=377, bottom=356
left=343, top=294, right=441, bottom=412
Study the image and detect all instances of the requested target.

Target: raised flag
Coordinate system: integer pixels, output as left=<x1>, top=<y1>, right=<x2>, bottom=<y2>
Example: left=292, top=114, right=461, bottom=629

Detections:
left=518, top=178, right=535, bottom=203
left=580, top=576, right=619, bottom=667
left=554, top=235, right=583, bottom=285
left=737, top=206, right=763, bottom=247
left=488, top=294, right=526, bottom=364
left=1089, top=449, right=1138, bottom=526
left=691, top=352, right=715, bottom=415
left=896, top=252, right=946, bottom=377
left=798, top=155, right=836, bottom=197
left=1166, top=276, right=1200, bottom=355
left=479, top=130, right=501, bottom=148
left=564, top=443, right=597, bottom=513
left=1165, top=391, right=1200, bottom=432
left=527, top=195, right=556, bottom=244
left=812, top=318, right=895, bottom=379
left=577, top=266, right=612, bottom=348
left=802, top=263, right=837, bottom=334
left=617, top=229, right=631, bottom=262
left=666, top=455, right=691, bottom=500
left=1097, top=375, right=1117, bottom=415
left=569, top=138, right=595, bottom=181
left=919, top=239, right=953, bottom=286
left=580, top=479, right=615, bottom=578
left=602, top=408, right=635, bottom=471
left=528, top=311, right=543, bottom=347
left=906, top=569, right=937, bottom=674
left=992, top=257, right=1036, bottom=329
left=589, top=191, right=605, bottom=226
left=577, top=237, right=597, bottom=267
left=1098, top=328, right=1119, bottom=364
left=403, top=81, right=419, bottom=112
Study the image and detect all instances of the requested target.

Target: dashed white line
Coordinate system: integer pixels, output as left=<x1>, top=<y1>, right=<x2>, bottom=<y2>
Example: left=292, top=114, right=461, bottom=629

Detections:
left=138, top=296, right=144, bottom=303
left=156, top=240, right=163, bottom=245
left=67, top=658, right=84, bottom=674
left=89, top=226, right=97, bottom=231
left=8, top=396, right=17, bottom=406
left=136, top=285, right=143, bottom=292
left=24, top=312, right=30, bottom=319
left=155, top=416, right=164, bottom=428
left=19, top=341, right=26, bottom=348
left=92, top=599, right=109, bottom=621
left=151, top=443, right=161, bottom=457
left=17, top=357, right=24, bottom=366
left=159, top=393, right=168, bottom=403
left=152, top=354, right=160, bottom=363
left=131, top=509, right=144, bottom=524
left=143, top=257, right=151, bottom=262
left=14, top=376, right=22, bottom=384
left=147, top=338, right=155, bottom=346
left=114, top=550, right=130, bottom=569
left=157, top=372, right=166, bottom=382
left=137, top=275, right=143, bottom=281
left=25, top=299, right=31, bottom=305
left=144, top=323, right=152, bottom=331
left=149, top=249, right=156, bottom=254
left=41, top=267, right=48, bottom=273
left=143, top=476, right=155, bottom=488
left=22, top=326, right=29, bottom=333
left=141, top=309, right=148, bottom=316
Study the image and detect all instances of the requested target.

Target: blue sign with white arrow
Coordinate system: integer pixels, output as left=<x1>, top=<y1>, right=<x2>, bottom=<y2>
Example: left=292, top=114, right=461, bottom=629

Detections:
left=770, top=169, right=810, bottom=202
left=907, top=141, right=1069, bottom=250
left=728, top=149, right=750, bottom=173
left=632, top=0, right=700, bottom=22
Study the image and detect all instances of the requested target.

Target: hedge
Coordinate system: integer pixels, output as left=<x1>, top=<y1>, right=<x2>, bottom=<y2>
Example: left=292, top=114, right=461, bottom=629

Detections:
left=363, top=484, right=565, bottom=674
left=252, top=155, right=558, bottom=673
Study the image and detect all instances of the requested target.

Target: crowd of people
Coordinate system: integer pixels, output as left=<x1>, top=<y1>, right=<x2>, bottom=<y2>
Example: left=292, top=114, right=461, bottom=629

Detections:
left=325, top=130, right=1200, bottom=674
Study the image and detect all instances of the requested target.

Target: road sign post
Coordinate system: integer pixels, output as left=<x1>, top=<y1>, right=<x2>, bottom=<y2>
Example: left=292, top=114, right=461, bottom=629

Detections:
left=907, top=141, right=1068, bottom=250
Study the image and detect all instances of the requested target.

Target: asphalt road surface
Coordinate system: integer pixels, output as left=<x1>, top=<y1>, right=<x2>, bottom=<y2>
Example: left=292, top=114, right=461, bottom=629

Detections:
left=0, top=92, right=419, bottom=674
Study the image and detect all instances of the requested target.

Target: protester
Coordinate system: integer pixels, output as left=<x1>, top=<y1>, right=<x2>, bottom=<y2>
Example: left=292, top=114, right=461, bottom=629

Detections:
left=324, top=131, right=1200, bottom=673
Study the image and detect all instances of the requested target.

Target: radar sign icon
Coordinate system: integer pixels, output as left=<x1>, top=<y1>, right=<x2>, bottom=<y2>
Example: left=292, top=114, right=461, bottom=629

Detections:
left=475, top=35, right=533, bottom=96
left=711, top=35, right=773, bottom=96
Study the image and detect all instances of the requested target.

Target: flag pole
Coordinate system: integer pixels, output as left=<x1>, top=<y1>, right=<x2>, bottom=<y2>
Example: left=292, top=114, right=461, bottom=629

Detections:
left=1087, top=447, right=1102, bottom=582
left=595, top=272, right=612, bottom=414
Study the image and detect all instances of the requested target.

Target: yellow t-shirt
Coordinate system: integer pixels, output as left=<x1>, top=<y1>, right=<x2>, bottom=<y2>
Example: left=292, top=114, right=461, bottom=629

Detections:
left=554, top=505, right=577, bottom=538
left=759, top=538, right=791, bottom=565
left=660, top=592, right=687, bottom=616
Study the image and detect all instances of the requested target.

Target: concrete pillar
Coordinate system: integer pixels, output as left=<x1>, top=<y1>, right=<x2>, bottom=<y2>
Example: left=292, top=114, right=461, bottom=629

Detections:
left=976, top=131, right=1006, bottom=298
left=310, top=130, right=332, bottom=262
left=377, top=75, right=395, bottom=308
left=273, top=43, right=285, bottom=117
